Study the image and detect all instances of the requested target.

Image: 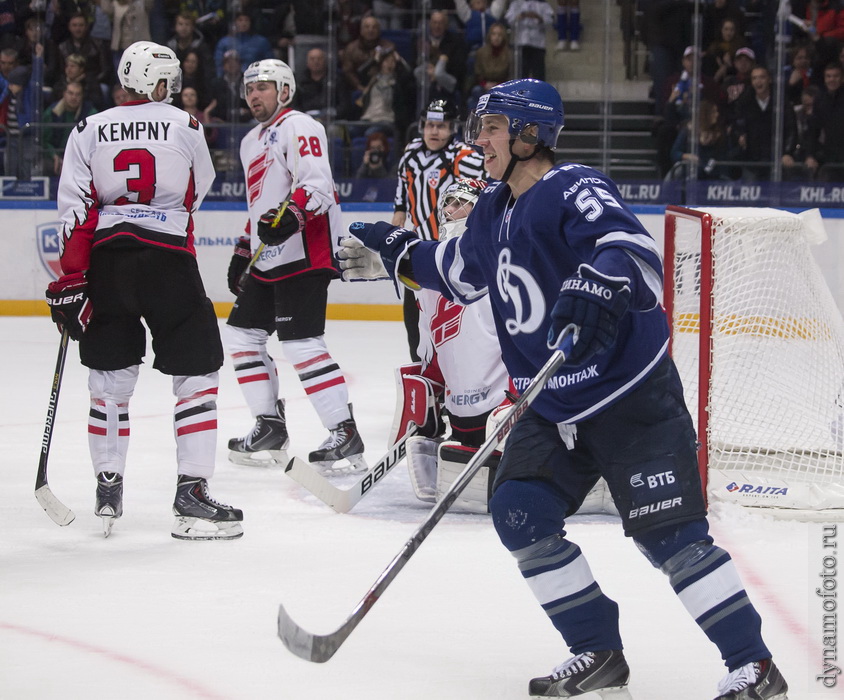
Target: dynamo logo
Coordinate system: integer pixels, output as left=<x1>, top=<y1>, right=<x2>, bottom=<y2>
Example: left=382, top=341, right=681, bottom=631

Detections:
left=37, top=222, right=63, bottom=280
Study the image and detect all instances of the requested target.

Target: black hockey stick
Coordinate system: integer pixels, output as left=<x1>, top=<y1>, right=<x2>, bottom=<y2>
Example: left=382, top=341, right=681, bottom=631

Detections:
left=284, top=424, right=419, bottom=513
left=277, top=329, right=576, bottom=662
left=35, top=328, right=76, bottom=526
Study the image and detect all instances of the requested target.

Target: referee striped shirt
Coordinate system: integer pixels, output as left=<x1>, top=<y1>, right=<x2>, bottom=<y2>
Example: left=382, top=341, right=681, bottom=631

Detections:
left=393, top=137, right=486, bottom=241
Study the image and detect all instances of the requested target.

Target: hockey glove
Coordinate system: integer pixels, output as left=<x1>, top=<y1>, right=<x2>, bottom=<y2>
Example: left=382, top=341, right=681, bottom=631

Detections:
left=256, top=202, right=305, bottom=246
left=348, top=221, right=420, bottom=286
left=45, top=272, right=92, bottom=340
left=548, top=264, right=630, bottom=365
left=337, top=236, right=389, bottom=281
left=227, top=236, right=252, bottom=295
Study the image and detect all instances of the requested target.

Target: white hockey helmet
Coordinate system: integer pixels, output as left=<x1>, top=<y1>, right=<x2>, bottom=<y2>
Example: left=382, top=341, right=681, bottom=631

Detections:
left=437, top=178, right=486, bottom=241
left=242, top=59, right=296, bottom=107
left=118, top=41, right=182, bottom=102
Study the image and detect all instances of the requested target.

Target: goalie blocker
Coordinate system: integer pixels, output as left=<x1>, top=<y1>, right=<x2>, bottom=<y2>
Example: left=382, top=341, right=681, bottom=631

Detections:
left=389, top=363, right=445, bottom=445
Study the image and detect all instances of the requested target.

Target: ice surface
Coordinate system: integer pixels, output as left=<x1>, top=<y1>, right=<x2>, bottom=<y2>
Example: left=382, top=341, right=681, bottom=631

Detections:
left=0, top=319, right=825, bottom=699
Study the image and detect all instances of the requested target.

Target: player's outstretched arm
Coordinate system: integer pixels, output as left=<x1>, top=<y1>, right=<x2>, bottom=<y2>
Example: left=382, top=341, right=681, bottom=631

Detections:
left=348, top=221, right=421, bottom=290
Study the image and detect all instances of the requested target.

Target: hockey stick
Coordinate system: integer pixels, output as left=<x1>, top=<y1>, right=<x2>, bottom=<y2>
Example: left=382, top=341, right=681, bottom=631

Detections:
left=277, top=328, right=576, bottom=663
left=35, top=328, right=76, bottom=526
left=237, top=136, right=301, bottom=290
left=284, top=424, right=419, bottom=513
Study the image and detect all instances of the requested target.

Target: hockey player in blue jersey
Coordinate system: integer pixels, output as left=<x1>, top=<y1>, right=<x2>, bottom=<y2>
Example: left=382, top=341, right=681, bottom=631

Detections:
left=348, top=79, right=788, bottom=699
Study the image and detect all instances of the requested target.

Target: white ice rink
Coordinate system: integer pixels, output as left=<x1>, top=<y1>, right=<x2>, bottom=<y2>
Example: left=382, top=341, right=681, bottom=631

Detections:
left=0, top=317, right=836, bottom=699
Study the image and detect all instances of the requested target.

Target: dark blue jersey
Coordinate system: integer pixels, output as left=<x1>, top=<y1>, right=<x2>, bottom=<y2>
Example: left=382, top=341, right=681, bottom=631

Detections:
left=411, top=163, right=670, bottom=423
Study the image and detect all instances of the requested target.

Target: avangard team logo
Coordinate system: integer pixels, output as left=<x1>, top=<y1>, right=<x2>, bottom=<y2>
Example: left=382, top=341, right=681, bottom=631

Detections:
left=37, top=222, right=63, bottom=280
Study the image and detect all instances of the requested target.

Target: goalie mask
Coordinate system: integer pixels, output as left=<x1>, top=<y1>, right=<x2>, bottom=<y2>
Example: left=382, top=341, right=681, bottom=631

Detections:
left=242, top=59, right=296, bottom=108
left=118, top=41, right=182, bottom=102
left=437, top=178, right=486, bottom=241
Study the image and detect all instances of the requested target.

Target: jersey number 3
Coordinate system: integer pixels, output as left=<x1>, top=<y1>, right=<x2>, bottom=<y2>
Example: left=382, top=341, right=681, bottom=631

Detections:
left=114, top=148, right=156, bottom=206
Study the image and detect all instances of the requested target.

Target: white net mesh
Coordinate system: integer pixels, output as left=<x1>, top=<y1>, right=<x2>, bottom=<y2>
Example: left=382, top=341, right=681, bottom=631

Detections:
left=667, top=207, right=844, bottom=511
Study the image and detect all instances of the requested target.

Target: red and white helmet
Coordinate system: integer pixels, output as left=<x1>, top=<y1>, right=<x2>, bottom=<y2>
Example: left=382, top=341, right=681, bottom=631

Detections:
left=242, top=59, right=296, bottom=107
left=437, top=178, right=486, bottom=240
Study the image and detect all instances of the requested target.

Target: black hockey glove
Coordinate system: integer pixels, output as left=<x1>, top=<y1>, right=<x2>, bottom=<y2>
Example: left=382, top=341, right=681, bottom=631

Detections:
left=348, top=221, right=420, bottom=286
left=256, top=202, right=305, bottom=246
left=45, top=271, right=92, bottom=340
left=548, top=264, right=630, bottom=366
left=227, top=236, right=252, bottom=295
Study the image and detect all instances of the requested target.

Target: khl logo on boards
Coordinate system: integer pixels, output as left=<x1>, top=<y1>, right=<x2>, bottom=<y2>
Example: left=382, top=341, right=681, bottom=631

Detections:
left=37, top=222, right=63, bottom=280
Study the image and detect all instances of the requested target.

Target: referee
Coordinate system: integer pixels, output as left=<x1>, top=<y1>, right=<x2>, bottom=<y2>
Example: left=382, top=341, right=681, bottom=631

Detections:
left=391, top=99, right=486, bottom=360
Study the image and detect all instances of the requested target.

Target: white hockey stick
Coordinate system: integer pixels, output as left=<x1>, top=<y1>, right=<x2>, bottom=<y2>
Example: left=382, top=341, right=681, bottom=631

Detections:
left=277, top=329, right=576, bottom=663
left=238, top=135, right=301, bottom=289
left=35, top=328, right=76, bottom=526
left=284, top=424, right=418, bottom=513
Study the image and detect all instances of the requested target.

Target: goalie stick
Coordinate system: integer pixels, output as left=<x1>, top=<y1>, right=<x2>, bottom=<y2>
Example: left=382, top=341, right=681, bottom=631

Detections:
left=284, top=424, right=418, bottom=513
left=35, top=328, right=76, bottom=526
left=277, top=328, right=576, bottom=663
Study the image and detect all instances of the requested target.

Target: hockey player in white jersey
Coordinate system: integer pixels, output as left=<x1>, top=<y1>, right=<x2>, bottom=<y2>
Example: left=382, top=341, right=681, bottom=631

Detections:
left=224, top=59, right=366, bottom=472
left=347, top=79, right=788, bottom=699
left=391, top=178, right=511, bottom=512
left=45, top=41, right=243, bottom=540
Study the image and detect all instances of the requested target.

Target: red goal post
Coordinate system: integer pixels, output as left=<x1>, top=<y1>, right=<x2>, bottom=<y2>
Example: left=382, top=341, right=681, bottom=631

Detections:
left=664, top=205, right=844, bottom=515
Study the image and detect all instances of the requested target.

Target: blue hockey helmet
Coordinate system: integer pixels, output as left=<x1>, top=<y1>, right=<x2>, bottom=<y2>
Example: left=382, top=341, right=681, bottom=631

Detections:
left=465, top=79, right=565, bottom=148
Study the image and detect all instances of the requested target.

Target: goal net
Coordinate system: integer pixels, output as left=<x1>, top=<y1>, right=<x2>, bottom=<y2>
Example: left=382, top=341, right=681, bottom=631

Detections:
left=664, top=206, right=844, bottom=513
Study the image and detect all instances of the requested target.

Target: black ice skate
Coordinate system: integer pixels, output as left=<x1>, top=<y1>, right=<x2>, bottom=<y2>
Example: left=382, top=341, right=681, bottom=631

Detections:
left=95, top=471, right=123, bottom=538
left=308, top=412, right=367, bottom=473
left=171, top=475, right=244, bottom=540
left=228, top=399, right=290, bottom=467
left=714, top=659, right=789, bottom=700
left=529, top=650, right=632, bottom=698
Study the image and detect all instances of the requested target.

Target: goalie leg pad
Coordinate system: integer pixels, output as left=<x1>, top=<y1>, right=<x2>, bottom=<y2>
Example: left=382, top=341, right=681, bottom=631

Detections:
left=436, top=441, right=500, bottom=514
left=406, top=436, right=442, bottom=503
left=389, top=363, right=444, bottom=446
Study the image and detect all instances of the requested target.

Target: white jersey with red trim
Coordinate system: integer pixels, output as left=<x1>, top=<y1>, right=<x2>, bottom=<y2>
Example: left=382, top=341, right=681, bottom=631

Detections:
left=416, top=288, right=510, bottom=418
left=240, top=108, right=342, bottom=281
left=57, top=99, right=215, bottom=275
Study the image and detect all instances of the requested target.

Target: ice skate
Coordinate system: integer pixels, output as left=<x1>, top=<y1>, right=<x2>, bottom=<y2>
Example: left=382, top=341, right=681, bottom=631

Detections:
left=228, top=399, right=289, bottom=467
left=714, top=659, right=788, bottom=700
left=95, top=471, right=123, bottom=538
left=529, top=650, right=631, bottom=698
left=171, top=475, right=243, bottom=540
left=308, top=415, right=367, bottom=473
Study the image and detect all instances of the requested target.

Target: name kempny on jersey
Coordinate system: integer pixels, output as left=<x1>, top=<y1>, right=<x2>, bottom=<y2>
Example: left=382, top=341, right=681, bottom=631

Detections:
left=512, top=363, right=599, bottom=392
left=96, top=121, right=171, bottom=142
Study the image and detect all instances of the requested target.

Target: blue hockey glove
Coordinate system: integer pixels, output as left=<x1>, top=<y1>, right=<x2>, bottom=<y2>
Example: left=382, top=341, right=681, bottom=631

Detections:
left=548, top=264, right=631, bottom=365
left=257, top=202, right=305, bottom=246
left=348, top=221, right=420, bottom=283
left=46, top=271, right=92, bottom=340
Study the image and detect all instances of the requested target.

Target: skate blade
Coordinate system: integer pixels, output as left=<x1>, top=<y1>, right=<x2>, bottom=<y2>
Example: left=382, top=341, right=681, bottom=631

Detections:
left=171, top=516, right=244, bottom=540
left=100, top=515, right=116, bottom=538
left=312, top=453, right=369, bottom=475
left=228, top=448, right=288, bottom=468
left=597, top=687, right=633, bottom=700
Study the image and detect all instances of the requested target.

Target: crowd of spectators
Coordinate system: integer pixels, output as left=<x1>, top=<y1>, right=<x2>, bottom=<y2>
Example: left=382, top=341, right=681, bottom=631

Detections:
left=0, top=1, right=515, bottom=179
left=0, top=0, right=843, bottom=184
left=646, top=0, right=844, bottom=184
